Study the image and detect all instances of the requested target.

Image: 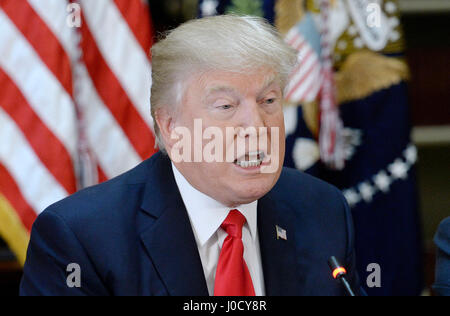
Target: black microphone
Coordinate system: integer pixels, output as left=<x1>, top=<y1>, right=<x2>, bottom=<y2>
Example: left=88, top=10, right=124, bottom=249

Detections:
left=328, top=256, right=357, bottom=296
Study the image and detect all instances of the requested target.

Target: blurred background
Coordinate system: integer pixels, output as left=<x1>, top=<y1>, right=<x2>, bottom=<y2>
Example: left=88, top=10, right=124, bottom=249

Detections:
left=0, top=0, right=449, bottom=296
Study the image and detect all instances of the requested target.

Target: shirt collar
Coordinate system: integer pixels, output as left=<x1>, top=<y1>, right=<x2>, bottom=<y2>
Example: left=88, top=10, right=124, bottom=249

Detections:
left=171, top=163, right=258, bottom=246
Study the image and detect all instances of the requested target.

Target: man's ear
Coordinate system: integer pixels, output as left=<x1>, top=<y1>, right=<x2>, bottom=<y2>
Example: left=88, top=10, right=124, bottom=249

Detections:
left=154, top=106, right=176, bottom=153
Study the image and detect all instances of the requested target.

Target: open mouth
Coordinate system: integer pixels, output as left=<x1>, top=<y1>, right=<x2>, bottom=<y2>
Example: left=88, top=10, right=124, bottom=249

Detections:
left=233, top=151, right=266, bottom=168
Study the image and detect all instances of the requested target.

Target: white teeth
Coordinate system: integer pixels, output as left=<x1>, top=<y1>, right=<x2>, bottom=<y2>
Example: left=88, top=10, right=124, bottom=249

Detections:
left=235, top=151, right=265, bottom=162
left=234, top=151, right=266, bottom=168
left=235, top=160, right=261, bottom=168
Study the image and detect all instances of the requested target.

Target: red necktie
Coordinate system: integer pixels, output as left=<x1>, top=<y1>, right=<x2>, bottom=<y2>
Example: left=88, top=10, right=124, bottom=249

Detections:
left=214, top=209, right=255, bottom=296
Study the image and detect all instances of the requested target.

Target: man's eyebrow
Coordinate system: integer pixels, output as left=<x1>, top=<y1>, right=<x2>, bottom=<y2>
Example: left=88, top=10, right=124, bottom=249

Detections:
left=206, top=85, right=239, bottom=95
left=258, top=76, right=280, bottom=96
left=203, top=86, right=240, bottom=103
left=203, top=75, right=279, bottom=101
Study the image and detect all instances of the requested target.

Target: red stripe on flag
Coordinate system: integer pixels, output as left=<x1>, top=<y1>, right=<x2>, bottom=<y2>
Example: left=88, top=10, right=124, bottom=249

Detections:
left=97, top=165, right=108, bottom=184
left=286, top=62, right=318, bottom=101
left=293, top=38, right=307, bottom=52
left=79, top=14, right=156, bottom=160
left=0, top=0, right=73, bottom=96
left=286, top=51, right=315, bottom=99
left=113, top=0, right=153, bottom=58
left=287, top=33, right=301, bottom=47
left=287, top=48, right=313, bottom=85
left=0, top=69, right=77, bottom=194
left=292, top=66, right=320, bottom=102
left=0, top=163, right=37, bottom=232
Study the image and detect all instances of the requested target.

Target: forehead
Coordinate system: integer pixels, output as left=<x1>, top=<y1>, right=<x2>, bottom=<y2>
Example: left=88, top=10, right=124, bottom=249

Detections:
left=198, top=69, right=279, bottom=96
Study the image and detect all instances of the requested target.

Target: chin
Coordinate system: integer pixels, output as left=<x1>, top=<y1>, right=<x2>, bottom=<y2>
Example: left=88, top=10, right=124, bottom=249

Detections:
left=230, top=176, right=277, bottom=205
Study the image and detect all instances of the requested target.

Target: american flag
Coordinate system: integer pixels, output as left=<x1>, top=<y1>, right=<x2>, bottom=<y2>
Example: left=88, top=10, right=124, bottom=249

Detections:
left=0, top=0, right=156, bottom=264
left=284, top=27, right=322, bottom=104
left=284, top=1, right=345, bottom=170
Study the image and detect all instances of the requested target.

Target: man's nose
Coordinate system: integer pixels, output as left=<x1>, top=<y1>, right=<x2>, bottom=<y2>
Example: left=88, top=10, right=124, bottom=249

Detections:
left=239, top=101, right=265, bottom=131
left=233, top=101, right=267, bottom=155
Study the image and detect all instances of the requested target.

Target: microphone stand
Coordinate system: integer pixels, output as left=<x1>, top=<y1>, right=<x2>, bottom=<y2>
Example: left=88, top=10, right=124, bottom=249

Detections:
left=328, top=256, right=357, bottom=296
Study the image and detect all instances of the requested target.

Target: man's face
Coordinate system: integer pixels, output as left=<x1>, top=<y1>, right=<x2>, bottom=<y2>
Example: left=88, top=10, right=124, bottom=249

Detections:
left=169, top=68, right=285, bottom=207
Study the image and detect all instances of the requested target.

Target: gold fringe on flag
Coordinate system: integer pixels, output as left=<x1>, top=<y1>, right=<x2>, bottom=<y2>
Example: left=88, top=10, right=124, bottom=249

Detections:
left=302, top=100, right=320, bottom=137
left=0, top=194, right=30, bottom=266
left=335, top=50, right=410, bottom=104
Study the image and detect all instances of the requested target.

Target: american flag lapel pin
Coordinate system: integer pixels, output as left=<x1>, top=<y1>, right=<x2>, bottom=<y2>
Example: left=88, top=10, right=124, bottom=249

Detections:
left=276, top=225, right=287, bottom=240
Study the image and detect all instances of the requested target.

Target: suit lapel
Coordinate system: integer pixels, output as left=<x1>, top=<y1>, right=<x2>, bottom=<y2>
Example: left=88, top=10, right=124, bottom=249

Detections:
left=258, top=192, right=300, bottom=295
left=138, top=153, right=209, bottom=296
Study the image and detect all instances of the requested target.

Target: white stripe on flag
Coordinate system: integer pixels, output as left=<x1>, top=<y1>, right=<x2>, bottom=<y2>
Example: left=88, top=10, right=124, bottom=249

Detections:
left=289, top=60, right=321, bottom=102
left=285, top=28, right=301, bottom=46
left=289, top=48, right=316, bottom=83
left=30, top=0, right=142, bottom=177
left=74, top=64, right=142, bottom=177
left=0, top=108, right=67, bottom=214
left=289, top=34, right=304, bottom=51
left=285, top=51, right=318, bottom=95
left=80, top=0, right=153, bottom=129
left=0, top=9, right=78, bottom=160
left=28, top=0, right=80, bottom=62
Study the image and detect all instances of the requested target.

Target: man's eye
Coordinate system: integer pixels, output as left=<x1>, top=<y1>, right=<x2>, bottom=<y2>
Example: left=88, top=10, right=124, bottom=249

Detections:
left=265, top=98, right=276, bottom=104
left=218, top=104, right=233, bottom=110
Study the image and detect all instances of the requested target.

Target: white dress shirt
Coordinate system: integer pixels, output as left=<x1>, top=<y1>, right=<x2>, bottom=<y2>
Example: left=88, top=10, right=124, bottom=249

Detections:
left=171, top=163, right=265, bottom=296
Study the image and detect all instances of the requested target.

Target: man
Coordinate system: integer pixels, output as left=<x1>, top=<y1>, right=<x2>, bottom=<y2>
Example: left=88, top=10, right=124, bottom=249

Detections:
left=20, top=15, right=362, bottom=296
left=433, top=217, right=450, bottom=296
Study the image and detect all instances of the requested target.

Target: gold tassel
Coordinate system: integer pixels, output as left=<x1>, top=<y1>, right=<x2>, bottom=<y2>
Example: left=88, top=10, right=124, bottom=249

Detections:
left=335, top=50, right=410, bottom=104
left=302, top=101, right=320, bottom=137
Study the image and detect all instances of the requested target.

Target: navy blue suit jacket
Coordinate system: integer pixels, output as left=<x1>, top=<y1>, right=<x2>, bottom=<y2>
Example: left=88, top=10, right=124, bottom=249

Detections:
left=433, top=217, right=450, bottom=296
left=20, top=152, right=362, bottom=296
